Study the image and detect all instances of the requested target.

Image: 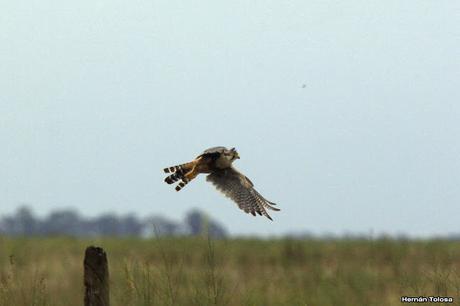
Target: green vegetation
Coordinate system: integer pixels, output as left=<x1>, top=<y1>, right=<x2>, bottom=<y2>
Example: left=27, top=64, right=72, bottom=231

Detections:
left=0, top=236, right=459, bottom=306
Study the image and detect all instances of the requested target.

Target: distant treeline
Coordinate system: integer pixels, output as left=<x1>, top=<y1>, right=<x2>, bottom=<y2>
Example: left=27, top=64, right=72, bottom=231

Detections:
left=0, top=206, right=227, bottom=238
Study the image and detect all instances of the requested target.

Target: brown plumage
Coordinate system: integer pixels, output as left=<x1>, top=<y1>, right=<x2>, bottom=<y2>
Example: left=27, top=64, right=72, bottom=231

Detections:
left=163, top=147, right=280, bottom=220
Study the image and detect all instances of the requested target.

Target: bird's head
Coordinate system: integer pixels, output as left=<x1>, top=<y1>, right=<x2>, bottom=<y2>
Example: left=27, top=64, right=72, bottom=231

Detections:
left=223, top=147, right=240, bottom=162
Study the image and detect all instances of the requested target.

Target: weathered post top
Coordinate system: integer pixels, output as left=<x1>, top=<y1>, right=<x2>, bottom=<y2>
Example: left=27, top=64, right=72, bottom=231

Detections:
left=84, top=246, right=110, bottom=306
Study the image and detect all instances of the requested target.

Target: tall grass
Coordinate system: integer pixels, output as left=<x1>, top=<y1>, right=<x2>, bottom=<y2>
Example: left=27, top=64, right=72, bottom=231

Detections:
left=0, top=236, right=459, bottom=306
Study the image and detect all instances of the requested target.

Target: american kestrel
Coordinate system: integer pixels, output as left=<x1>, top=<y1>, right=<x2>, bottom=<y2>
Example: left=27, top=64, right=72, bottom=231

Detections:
left=163, top=147, right=280, bottom=220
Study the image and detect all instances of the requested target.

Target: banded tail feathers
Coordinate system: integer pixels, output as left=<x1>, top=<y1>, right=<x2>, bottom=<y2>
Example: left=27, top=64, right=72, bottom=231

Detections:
left=174, top=178, right=191, bottom=192
left=164, top=171, right=184, bottom=184
left=163, top=162, right=195, bottom=191
left=163, top=164, right=185, bottom=174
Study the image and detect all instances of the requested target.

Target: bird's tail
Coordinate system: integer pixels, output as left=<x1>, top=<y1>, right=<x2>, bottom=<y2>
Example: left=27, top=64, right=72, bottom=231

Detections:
left=174, top=178, right=191, bottom=192
left=163, top=162, right=194, bottom=185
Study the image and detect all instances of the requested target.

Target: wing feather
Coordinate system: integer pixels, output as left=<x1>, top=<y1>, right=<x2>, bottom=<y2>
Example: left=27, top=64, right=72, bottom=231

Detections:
left=206, top=167, right=280, bottom=220
left=197, top=146, right=226, bottom=160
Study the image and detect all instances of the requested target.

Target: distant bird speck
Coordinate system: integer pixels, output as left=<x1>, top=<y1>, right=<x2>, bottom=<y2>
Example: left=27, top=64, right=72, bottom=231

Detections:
left=302, top=84, right=307, bottom=88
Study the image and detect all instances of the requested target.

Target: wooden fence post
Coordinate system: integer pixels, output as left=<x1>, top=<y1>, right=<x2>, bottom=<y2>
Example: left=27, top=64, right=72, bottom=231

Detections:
left=84, top=246, right=110, bottom=306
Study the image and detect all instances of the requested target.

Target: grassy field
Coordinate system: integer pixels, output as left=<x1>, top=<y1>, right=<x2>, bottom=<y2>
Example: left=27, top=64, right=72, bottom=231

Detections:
left=0, top=236, right=459, bottom=306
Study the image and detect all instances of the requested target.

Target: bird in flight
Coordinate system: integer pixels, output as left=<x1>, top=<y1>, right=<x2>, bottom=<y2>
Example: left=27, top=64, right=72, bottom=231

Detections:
left=163, top=147, right=280, bottom=220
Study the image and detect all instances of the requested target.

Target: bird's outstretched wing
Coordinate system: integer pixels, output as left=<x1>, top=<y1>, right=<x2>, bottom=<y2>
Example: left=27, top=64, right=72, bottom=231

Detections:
left=201, top=146, right=226, bottom=155
left=206, top=167, right=280, bottom=220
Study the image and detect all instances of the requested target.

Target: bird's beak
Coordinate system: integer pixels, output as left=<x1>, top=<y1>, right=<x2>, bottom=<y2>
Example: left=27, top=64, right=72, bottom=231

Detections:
left=235, top=153, right=240, bottom=159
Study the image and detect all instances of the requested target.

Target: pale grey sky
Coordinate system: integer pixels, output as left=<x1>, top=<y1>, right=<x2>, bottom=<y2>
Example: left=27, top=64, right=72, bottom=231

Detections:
left=1, top=1, right=459, bottom=236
